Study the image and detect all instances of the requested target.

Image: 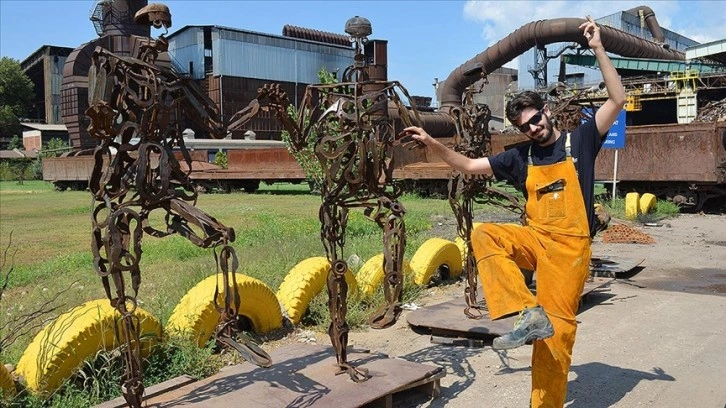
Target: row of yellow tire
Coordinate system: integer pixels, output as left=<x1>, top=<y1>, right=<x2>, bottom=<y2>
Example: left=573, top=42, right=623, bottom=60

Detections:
left=624, top=192, right=657, bottom=219
left=1, top=237, right=467, bottom=399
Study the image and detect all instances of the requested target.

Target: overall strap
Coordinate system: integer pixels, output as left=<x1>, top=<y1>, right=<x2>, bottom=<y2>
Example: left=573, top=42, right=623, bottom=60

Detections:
left=527, top=132, right=570, bottom=165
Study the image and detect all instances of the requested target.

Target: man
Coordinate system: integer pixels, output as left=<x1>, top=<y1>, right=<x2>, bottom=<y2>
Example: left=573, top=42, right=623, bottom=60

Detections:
left=401, top=16, right=625, bottom=408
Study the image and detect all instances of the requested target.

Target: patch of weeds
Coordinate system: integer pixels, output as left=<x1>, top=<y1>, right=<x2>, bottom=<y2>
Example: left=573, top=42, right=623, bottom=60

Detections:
left=145, top=338, right=223, bottom=383
left=142, top=236, right=207, bottom=262
left=6, top=252, right=92, bottom=289
left=598, top=195, right=680, bottom=223
left=302, top=273, right=425, bottom=331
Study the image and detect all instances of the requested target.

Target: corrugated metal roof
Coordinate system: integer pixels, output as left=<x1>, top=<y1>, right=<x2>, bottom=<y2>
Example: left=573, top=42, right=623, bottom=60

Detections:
left=170, top=25, right=353, bottom=51
left=686, top=39, right=726, bottom=65
left=562, top=54, right=725, bottom=74
left=20, top=123, right=68, bottom=131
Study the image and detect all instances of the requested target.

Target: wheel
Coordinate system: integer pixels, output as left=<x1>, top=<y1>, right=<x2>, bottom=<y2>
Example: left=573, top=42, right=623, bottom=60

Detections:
left=276, top=257, right=357, bottom=325
left=410, top=238, right=463, bottom=286
left=15, top=299, right=161, bottom=394
left=355, top=253, right=412, bottom=299
left=243, top=181, right=260, bottom=193
left=166, top=273, right=283, bottom=347
left=0, top=363, right=15, bottom=398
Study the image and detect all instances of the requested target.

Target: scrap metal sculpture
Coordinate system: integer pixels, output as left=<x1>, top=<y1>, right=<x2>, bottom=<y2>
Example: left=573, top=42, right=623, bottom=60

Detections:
left=85, top=4, right=268, bottom=406
left=253, top=16, right=423, bottom=382
left=445, top=73, right=524, bottom=318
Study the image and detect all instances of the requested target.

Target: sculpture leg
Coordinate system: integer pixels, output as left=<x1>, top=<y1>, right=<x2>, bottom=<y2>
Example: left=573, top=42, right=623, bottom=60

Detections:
left=449, top=177, right=487, bottom=318
left=369, top=198, right=406, bottom=329
left=93, top=207, right=145, bottom=408
left=319, top=202, right=368, bottom=382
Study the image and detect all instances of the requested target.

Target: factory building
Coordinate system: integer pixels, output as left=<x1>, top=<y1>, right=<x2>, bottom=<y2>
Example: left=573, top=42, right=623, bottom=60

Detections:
left=166, top=24, right=357, bottom=140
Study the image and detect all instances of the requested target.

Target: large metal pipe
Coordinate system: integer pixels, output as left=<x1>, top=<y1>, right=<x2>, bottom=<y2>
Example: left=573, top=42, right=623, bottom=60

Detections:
left=625, top=6, right=665, bottom=43
left=439, top=17, right=685, bottom=111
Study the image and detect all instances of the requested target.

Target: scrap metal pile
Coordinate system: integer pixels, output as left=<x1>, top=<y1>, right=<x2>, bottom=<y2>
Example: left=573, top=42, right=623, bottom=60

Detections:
left=693, top=97, right=726, bottom=122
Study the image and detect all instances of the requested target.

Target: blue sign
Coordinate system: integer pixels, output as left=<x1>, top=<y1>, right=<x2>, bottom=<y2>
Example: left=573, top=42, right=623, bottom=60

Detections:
left=582, top=108, right=626, bottom=149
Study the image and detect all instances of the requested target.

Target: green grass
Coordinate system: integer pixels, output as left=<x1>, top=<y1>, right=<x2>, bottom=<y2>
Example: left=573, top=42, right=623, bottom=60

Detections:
left=596, top=194, right=681, bottom=222
left=0, top=184, right=456, bottom=361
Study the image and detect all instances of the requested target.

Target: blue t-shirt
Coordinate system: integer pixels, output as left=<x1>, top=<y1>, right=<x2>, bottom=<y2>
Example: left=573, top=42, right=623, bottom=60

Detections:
left=489, top=118, right=604, bottom=237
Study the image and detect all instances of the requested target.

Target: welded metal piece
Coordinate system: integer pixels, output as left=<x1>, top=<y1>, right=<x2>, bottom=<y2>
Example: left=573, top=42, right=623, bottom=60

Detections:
left=85, top=9, right=268, bottom=406
left=252, top=17, right=422, bottom=382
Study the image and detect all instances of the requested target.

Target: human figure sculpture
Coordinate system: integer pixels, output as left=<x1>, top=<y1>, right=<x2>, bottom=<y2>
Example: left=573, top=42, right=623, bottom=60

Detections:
left=85, top=4, right=268, bottom=406
left=254, top=16, right=423, bottom=382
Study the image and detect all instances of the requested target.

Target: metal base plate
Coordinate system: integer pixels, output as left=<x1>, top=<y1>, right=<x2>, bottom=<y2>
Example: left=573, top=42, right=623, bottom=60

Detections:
left=406, top=277, right=613, bottom=340
left=112, top=344, right=444, bottom=408
left=590, top=255, right=645, bottom=276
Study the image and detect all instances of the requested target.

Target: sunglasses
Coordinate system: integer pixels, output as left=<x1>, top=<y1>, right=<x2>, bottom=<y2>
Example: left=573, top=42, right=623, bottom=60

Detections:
left=516, top=108, right=545, bottom=133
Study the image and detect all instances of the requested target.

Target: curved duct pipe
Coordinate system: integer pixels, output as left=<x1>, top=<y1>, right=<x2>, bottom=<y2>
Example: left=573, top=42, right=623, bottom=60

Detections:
left=439, top=17, right=685, bottom=111
left=625, top=6, right=665, bottom=44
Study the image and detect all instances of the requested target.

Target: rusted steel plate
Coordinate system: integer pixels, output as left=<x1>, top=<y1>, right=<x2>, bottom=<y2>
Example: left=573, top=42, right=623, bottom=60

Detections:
left=140, top=344, right=443, bottom=407
left=591, top=255, right=645, bottom=276
left=595, top=122, right=726, bottom=184
left=407, top=278, right=613, bottom=338
left=94, top=376, right=197, bottom=408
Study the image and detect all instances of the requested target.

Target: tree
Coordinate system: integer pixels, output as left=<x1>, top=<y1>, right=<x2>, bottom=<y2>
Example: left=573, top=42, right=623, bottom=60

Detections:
left=31, top=137, right=69, bottom=180
left=0, top=57, right=34, bottom=139
left=7, top=135, right=22, bottom=150
left=280, top=67, right=338, bottom=193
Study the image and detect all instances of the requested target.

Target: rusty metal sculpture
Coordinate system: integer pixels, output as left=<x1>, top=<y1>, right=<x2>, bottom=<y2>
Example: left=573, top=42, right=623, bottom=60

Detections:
left=445, top=73, right=525, bottom=318
left=85, top=4, right=268, bottom=406
left=251, top=16, right=423, bottom=382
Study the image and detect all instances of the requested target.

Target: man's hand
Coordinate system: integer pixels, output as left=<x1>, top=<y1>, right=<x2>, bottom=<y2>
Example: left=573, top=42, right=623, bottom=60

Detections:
left=400, top=126, right=432, bottom=148
left=579, top=15, right=603, bottom=50
left=401, top=126, right=432, bottom=145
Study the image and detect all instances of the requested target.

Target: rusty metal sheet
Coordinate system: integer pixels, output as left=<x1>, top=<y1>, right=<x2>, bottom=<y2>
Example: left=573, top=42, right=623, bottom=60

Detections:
left=42, top=156, right=95, bottom=181
left=591, top=255, right=645, bottom=276
left=139, top=344, right=444, bottom=408
left=406, top=278, right=613, bottom=339
left=595, top=122, right=726, bottom=184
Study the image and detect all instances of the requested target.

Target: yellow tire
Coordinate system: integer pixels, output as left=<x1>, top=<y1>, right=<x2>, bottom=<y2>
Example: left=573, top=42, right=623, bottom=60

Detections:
left=639, top=193, right=657, bottom=214
left=276, top=257, right=357, bottom=325
left=410, top=238, right=463, bottom=285
left=625, top=192, right=640, bottom=219
left=355, top=253, right=413, bottom=299
left=0, top=363, right=15, bottom=398
left=166, top=274, right=282, bottom=347
left=15, top=299, right=161, bottom=394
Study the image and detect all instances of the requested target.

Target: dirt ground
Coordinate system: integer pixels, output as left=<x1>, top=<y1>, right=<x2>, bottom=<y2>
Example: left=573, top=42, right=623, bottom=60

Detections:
left=281, top=212, right=726, bottom=407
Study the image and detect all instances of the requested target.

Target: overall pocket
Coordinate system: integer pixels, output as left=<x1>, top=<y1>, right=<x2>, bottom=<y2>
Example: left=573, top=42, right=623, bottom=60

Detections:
left=535, top=178, right=566, bottom=219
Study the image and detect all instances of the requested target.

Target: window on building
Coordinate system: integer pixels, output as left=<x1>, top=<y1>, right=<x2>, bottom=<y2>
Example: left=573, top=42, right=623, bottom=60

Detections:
left=565, top=73, right=585, bottom=89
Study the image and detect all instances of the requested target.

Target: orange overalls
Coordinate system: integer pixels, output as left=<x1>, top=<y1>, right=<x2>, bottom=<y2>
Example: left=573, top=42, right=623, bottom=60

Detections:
left=472, top=134, right=591, bottom=407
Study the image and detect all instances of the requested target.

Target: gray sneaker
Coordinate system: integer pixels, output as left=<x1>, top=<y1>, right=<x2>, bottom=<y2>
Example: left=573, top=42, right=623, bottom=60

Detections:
left=491, top=306, right=554, bottom=350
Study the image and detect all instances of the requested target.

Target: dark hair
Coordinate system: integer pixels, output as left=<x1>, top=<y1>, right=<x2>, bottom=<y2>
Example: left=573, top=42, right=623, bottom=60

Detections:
left=505, top=91, right=545, bottom=124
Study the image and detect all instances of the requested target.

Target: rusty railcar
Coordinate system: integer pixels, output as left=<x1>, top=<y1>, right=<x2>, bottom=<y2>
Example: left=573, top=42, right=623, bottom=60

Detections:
left=595, top=122, right=726, bottom=210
